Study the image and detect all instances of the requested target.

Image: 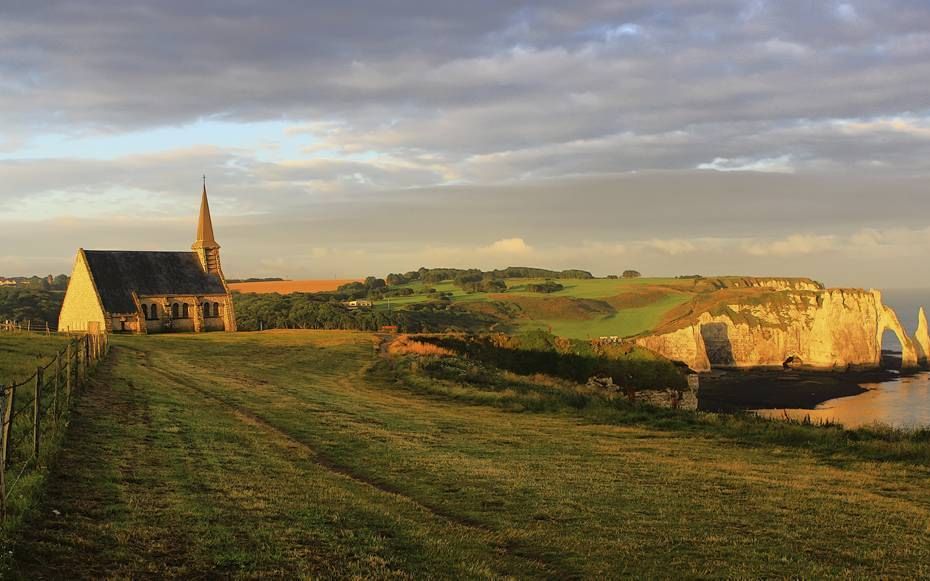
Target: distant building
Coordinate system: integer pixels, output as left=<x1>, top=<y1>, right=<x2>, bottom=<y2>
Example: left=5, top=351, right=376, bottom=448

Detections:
left=58, top=182, right=237, bottom=334
left=0, top=279, right=17, bottom=286
left=344, top=299, right=373, bottom=309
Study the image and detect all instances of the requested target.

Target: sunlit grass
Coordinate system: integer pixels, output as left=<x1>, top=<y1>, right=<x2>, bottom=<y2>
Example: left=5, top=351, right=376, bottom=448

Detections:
left=8, top=330, right=930, bottom=577
left=0, top=333, right=71, bottom=385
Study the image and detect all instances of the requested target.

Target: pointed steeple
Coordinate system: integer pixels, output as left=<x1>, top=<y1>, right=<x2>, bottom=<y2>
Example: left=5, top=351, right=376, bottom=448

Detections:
left=193, top=176, right=220, bottom=250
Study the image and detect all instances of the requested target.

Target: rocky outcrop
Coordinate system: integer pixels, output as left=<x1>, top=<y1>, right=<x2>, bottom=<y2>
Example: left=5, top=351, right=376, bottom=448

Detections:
left=635, top=288, right=919, bottom=372
left=710, top=277, right=824, bottom=292
left=916, top=307, right=930, bottom=366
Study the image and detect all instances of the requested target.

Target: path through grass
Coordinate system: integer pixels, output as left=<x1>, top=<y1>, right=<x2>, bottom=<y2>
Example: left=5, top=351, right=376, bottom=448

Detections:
left=10, top=331, right=930, bottom=578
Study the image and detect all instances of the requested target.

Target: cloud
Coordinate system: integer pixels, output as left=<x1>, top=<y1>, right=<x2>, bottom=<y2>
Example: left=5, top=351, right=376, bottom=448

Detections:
left=482, top=238, right=534, bottom=255
left=697, top=155, right=795, bottom=173
left=3, top=2, right=930, bottom=287
left=742, top=234, right=838, bottom=256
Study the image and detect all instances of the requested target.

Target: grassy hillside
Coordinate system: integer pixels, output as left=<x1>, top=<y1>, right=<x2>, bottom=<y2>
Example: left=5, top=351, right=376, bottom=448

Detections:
left=8, top=331, right=930, bottom=577
left=368, top=276, right=824, bottom=340
left=0, top=333, right=71, bottom=384
left=375, top=277, right=696, bottom=339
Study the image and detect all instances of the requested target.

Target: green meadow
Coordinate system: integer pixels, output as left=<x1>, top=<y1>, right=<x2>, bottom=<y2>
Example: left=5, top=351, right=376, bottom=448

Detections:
left=6, top=330, right=930, bottom=578
left=374, top=277, right=695, bottom=339
left=0, top=333, right=71, bottom=385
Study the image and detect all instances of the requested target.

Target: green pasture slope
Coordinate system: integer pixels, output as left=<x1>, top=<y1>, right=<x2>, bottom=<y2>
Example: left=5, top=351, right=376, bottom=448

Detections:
left=8, top=330, right=930, bottom=578
left=376, top=277, right=693, bottom=339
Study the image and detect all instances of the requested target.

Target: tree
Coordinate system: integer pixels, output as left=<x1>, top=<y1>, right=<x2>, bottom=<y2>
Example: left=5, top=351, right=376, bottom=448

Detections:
left=364, top=276, right=387, bottom=290
left=622, top=270, right=642, bottom=279
left=385, top=273, right=408, bottom=286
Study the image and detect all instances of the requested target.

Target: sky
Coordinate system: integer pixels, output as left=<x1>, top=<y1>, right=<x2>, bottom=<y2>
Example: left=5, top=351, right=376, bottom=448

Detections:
left=1, top=1, right=929, bottom=288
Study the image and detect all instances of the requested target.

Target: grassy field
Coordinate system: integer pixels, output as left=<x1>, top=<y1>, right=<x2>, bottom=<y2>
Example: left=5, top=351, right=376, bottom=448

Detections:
left=375, top=278, right=695, bottom=339
left=0, top=333, right=72, bottom=385
left=7, top=330, right=930, bottom=578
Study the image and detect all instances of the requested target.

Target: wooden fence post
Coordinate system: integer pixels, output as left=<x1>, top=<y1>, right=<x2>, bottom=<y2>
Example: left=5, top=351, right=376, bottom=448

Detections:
left=54, top=351, right=61, bottom=424
left=78, top=337, right=84, bottom=387
left=66, top=341, right=73, bottom=404
left=0, top=388, right=6, bottom=520
left=3, top=384, right=14, bottom=467
left=33, top=367, right=42, bottom=459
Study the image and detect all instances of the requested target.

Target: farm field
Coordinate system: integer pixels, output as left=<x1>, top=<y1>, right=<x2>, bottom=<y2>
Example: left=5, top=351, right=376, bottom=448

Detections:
left=229, top=279, right=362, bottom=294
left=8, top=330, right=930, bottom=578
left=518, top=291, right=693, bottom=339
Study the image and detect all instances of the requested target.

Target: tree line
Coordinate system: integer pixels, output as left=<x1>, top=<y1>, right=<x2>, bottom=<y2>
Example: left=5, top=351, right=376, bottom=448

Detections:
left=233, top=292, right=500, bottom=333
left=0, top=287, right=66, bottom=324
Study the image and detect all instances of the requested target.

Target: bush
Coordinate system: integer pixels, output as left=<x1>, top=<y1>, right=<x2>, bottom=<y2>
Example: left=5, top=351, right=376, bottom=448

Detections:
left=526, top=281, right=564, bottom=293
left=416, top=333, right=686, bottom=391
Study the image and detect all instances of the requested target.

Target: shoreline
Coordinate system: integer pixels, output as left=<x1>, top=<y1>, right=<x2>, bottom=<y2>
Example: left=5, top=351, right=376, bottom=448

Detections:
left=698, top=367, right=908, bottom=412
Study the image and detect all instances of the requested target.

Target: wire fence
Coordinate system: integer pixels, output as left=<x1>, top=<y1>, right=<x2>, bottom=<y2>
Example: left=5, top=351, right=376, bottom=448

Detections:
left=0, top=320, right=58, bottom=335
left=0, top=331, right=109, bottom=519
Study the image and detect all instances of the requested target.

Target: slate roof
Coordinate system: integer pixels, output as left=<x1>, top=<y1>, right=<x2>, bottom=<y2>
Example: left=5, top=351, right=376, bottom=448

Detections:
left=83, top=250, right=227, bottom=314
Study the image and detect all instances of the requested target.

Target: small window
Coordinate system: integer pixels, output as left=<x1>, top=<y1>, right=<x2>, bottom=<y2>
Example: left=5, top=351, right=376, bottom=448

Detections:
left=214, top=302, right=221, bottom=317
left=150, top=304, right=158, bottom=320
left=182, top=303, right=190, bottom=319
left=141, top=304, right=148, bottom=319
left=203, top=302, right=212, bottom=318
left=171, top=303, right=179, bottom=319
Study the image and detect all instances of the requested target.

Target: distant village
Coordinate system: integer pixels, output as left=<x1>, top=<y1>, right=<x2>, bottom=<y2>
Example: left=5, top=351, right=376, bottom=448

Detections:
left=0, top=275, right=68, bottom=289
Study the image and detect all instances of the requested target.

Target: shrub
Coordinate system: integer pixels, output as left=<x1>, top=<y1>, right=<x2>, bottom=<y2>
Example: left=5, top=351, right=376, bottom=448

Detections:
left=416, top=333, right=686, bottom=391
left=526, top=281, right=564, bottom=293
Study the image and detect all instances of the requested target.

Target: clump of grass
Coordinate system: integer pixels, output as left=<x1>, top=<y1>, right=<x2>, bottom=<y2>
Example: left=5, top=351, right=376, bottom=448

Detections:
left=387, top=336, right=455, bottom=357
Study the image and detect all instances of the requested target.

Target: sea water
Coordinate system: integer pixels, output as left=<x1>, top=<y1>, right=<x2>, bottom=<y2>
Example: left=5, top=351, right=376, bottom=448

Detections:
left=754, top=288, right=930, bottom=429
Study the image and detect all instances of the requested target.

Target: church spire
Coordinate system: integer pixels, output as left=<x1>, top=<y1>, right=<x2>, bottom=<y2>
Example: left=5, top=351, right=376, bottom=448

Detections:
left=193, top=176, right=220, bottom=250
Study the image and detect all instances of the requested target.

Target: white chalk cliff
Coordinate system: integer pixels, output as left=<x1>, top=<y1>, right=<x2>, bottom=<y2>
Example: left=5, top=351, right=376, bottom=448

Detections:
left=635, top=288, right=923, bottom=372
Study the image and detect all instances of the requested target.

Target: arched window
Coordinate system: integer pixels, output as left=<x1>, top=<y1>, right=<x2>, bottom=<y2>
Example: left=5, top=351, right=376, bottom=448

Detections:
left=182, top=303, right=190, bottom=319
left=141, top=304, right=148, bottom=320
left=150, top=304, right=158, bottom=320
left=171, top=303, right=179, bottom=319
left=203, top=302, right=212, bottom=318
left=213, top=302, right=221, bottom=317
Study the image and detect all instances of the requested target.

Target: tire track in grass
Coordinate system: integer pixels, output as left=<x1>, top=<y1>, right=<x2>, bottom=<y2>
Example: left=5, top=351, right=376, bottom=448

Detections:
left=10, top=351, right=213, bottom=579
left=126, top=344, right=578, bottom=579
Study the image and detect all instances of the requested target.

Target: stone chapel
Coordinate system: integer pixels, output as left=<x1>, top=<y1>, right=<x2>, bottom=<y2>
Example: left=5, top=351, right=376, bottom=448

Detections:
left=58, top=182, right=237, bottom=334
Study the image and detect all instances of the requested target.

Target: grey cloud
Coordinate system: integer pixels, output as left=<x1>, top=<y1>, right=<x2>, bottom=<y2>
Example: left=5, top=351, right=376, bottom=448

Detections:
left=2, top=1, right=929, bottom=147
left=3, top=1, right=930, bottom=287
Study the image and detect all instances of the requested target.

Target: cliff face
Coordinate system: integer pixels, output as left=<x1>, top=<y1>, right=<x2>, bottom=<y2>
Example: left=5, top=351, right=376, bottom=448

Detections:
left=636, top=288, right=920, bottom=372
left=710, top=277, right=824, bottom=292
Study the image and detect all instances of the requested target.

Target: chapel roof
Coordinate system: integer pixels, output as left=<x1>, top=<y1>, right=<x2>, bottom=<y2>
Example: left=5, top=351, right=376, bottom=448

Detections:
left=82, top=250, right=227, bottom=314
